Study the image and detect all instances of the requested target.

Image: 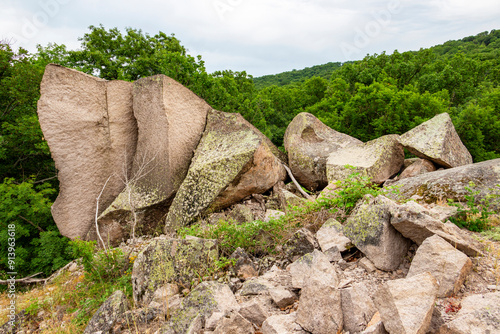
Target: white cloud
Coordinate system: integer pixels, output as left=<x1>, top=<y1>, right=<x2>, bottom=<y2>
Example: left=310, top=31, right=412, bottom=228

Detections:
left=0, top=0, right=498, bottom=76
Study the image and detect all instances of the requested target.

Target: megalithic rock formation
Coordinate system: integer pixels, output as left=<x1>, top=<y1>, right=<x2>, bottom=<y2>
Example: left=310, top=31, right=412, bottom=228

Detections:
left=37, top=64, right=137, bottom=239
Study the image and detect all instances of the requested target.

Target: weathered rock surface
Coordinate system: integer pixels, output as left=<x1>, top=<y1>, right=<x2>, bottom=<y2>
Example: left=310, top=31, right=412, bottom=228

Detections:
left=341, top=283, right=377, bottom=333
left=296, top=273, right=343, bottom=334
left=399, top=158, right=436, bottom=180
left=361, top=312, right=388, bottom=334
left=438, top=292, right=500, bottom=333
left=287, top=249, right=339, bottom=289
left=84, top=290, right=128, bottom=334
left=284, top=112, right=362, bottom=191
left=37, top=64, right=137, bottom=239
left=262, top=313, right=307, bottom=334
left=343, top=195, right=411, bottom=271
left=240, top=278, right=275, bottom=296
left=399, top=113, right=472, bottom=168
left=373, top=272, right=438, bottom=334
left=131, top=238, right=218, bottom=305
left=390, top=201, right=482, bottom=257
left=282, top=228, right=318, bottom=261
left=213, top=312, right=255, bottom=334
left=168, top=282, right=239, bottom=334
left=239, top=300, right=269, bottom=327
left=166, top=109, right=286, bottom=230
left=269, top=287, right=297, bottom=309
left=407, top=235, right=472, bottom=297
left=326, top=134, right=404, bottom=184
left=316, top=218, right=353, bottom=252
left=230, top=248, right=259, bottom=280
left=263, top=210, right=285, bottom=222
left=386, top=158, right=500, bottom=211
left=228, top=204, right=255, bottom=223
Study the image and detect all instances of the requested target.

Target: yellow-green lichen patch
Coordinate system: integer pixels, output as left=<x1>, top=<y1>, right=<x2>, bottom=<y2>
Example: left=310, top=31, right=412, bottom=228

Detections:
left=343, top=202, right=386, bottom=247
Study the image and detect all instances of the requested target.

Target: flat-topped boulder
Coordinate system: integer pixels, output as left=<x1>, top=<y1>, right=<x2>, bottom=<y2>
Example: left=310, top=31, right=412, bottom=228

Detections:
left=165, top=109, right=286, bottom=230
left=37, top=64, right=137, bottom=239
left=326, top=134, right=404, bottom=185
left=399, top=112, right=472, bottom=168
left=386, top=159, right=500, bottom=211
left=284, top=112, right=362, bottom=191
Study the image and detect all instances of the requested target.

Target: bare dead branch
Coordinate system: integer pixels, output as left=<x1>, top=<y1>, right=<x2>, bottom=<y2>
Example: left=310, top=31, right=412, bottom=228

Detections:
left=282, top=164, right=314, bottom=200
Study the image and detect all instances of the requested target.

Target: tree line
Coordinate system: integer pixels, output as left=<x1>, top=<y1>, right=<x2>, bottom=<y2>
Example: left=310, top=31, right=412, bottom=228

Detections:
left=1, top=25, right=499, bottom=277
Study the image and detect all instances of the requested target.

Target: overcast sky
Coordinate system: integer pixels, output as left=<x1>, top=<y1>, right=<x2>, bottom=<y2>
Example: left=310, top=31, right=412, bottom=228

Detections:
left=1, top=0, right=499, bottom=77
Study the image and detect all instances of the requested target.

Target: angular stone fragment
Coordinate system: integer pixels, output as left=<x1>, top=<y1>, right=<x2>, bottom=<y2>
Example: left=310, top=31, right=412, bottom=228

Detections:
left=361, top=312, right=388, bottom=334
left=228, top=204, right=255, bottom=223
left=287, top=249, right=339, bottom=289
left=239, top=300, right=269, bottom=327
left=263, top=210, right=285, bottom=222
left=282, top=228, right=318, bottom=261
left=326, top=134, right=404, bottom=184
left=407, top=235, right=472, bottom=297
left=166, top=109, right=286, bottom=230
left=84, top=290, right=128, bottom=334
left=343, top=195, right=411, bottom=271
left=400, top=113, right=472, bottom=168
left=37, top=64, right=137, bottom=239
left=316, top=218, right=353, bottom=252
left=230, top=248, right=259, bottom=280
left=390, top=201, right=482, bottom=257
left=341, top=283, right=377, bottom=333
left=240, top=278, right=275, bottom=296
left=439, top=292, right=500, bottom=333
left=284, top=112, right=362, bottom=191
left=213, top=312, right=255, bottom=334
left=269, top=287, right=297, bottom=309
left=399, top=158, right=436, bottom=180
left=131, top=238, right=218, bottom=305
left=374, top=272, right=438, bottom=334
left=262, top=313, right=308, bottom=334
left=296, top=273, right=343, bottom=334
left=386, top=159, right=500, bottom=211
left=168, top=282, right=239, bottom=334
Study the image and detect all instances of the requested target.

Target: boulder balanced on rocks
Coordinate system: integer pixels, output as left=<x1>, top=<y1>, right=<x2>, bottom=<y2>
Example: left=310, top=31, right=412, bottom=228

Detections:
left=165, top=109, right=286, bottom=230
left=284, top=112, right=362, bottom=191
left=326, top=134, right=404, bottom=185
left=37, top=64, right=137, bottom=239
left=399, top=112, right=472, bottom=168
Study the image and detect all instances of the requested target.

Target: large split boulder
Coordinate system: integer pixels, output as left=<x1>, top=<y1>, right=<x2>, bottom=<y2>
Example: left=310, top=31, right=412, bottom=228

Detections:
left=37, top=64, right=137, bottom=239
left=284, top=112, right=362, bottom=191
left=385, top=158, right=500, bottom=211
left=399, top=113, right=472, bottom=168
left=97, top=75, right=210, bottom=242
left=165, top=109, right=286, bottom=230
left=407, top=235, right=472, bottom=297
left=131, top=238, right=218, bottom=305
left=326, top=134, right=404, bottom=185
left=343, top=195, right=411, bottom=271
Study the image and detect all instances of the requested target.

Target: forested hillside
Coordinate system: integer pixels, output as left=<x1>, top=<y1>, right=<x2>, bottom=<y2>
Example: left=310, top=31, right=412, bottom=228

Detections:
left=253, top=61, right=343, bottom=89
left=1, top=26, right=499, bottom=279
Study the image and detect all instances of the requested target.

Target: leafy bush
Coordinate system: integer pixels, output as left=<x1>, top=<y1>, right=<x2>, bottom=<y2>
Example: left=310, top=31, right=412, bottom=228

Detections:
left=0, top=178, right=73, bottom=277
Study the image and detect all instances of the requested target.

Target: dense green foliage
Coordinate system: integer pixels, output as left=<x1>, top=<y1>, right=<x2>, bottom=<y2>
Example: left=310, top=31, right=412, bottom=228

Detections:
left=253, top=61, right=343, bottom=89
left=1, top=26, right=499, bottom=278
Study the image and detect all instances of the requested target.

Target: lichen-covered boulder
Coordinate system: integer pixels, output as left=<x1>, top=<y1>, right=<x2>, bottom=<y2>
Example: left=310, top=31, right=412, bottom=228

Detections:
left=390, top=201, right=482, bottom=257
left=399, top=113, right=472, bottom=168
left=316, top=218, right=353, bottom=253
left=284, top=112, right=362, bottom=191
left=131, top=238, right=218, bottom=305
left=37, top=64, right=137, bottom=239
left=168, top=282, right=239, bottom=334
left=373, top=272, right=438, bottom=334
left=343, top=195, right=411, bottom=271
left=326, top=134, right=404, bottom=185
left=287, top=249, right=339, bottom=289
left=407, top=235, right=472, bottom=297
left=84, top=290, right=128, bottom=334
left=165, top=109, right=286, bottom=230
left=385, top=158, right=500, bottom=211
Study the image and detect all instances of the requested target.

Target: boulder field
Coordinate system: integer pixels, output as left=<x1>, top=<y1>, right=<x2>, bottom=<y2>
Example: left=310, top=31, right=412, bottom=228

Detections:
left=33, top=65, right=500, bottom=333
